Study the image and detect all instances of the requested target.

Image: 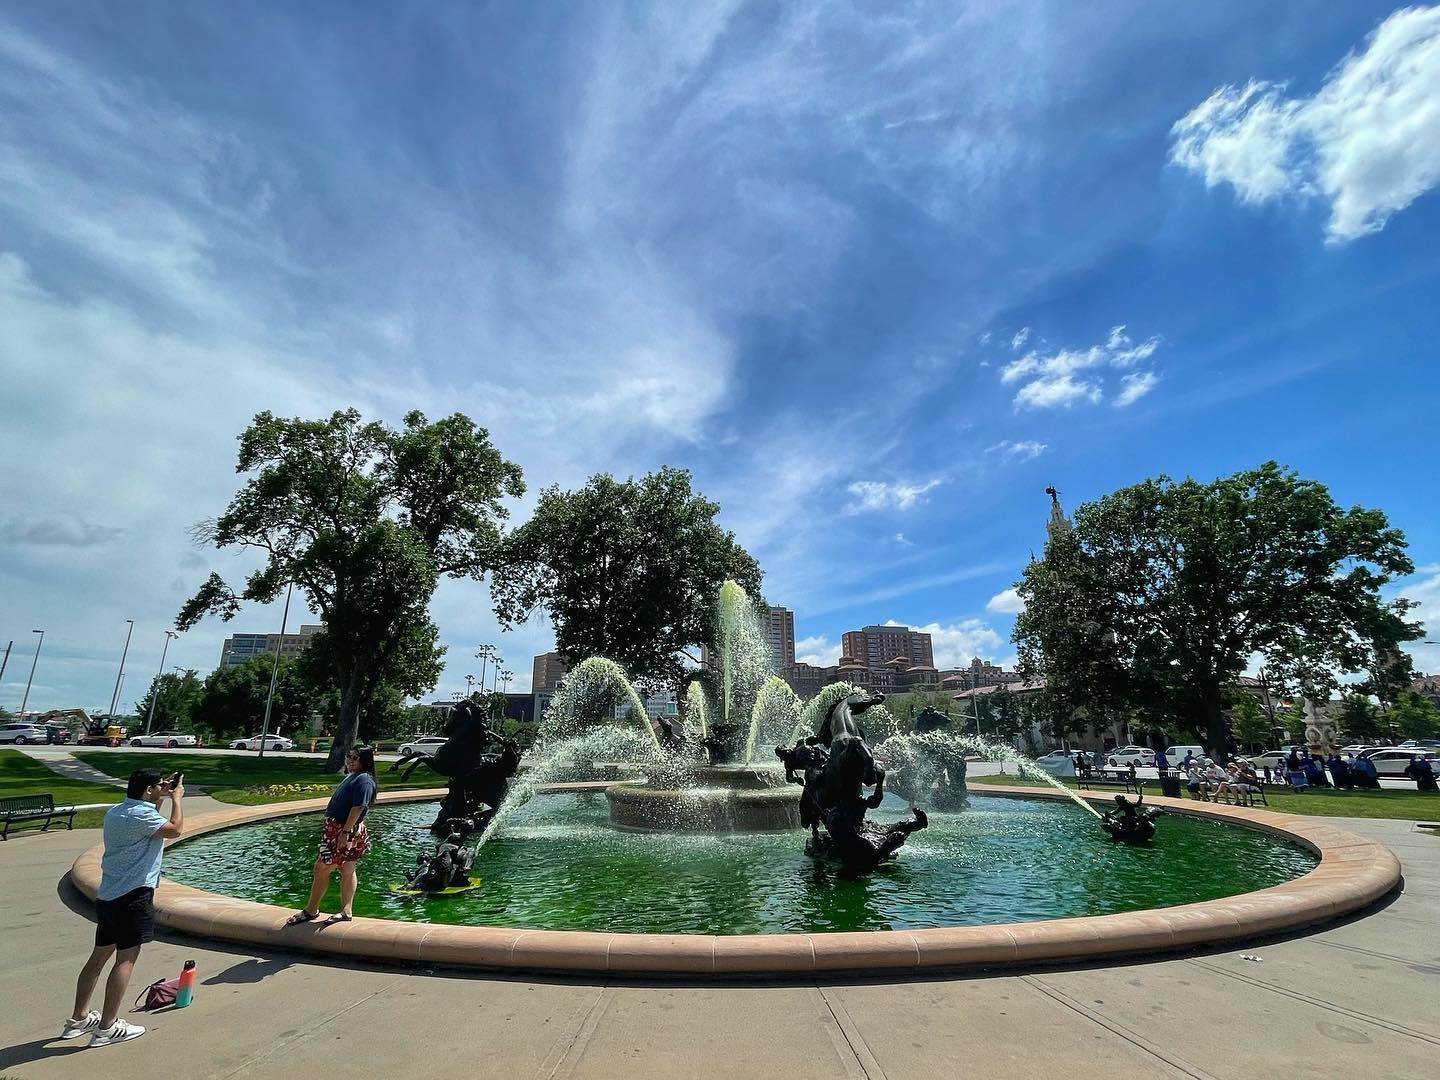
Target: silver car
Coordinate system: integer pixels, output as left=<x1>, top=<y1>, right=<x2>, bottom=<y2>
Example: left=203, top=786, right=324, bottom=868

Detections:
left=0, top=722, right=47, bottom=744
left=398, top=735, right=448, bottom=756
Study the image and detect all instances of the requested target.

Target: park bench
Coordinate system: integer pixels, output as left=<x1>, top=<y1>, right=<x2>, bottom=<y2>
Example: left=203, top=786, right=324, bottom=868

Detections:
left=1076, top=770, right=1141, bottom=795
left=0, top=794, right=77, bottom=840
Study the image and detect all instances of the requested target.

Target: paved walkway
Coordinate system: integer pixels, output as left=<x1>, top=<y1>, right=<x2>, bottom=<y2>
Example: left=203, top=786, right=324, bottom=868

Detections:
left=0, top=817, right=1436, bottom=1079
left=19, top=747, right=128, bottom=788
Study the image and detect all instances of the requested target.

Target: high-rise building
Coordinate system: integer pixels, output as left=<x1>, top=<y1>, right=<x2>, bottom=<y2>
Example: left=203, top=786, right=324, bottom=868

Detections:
left=219, top=624, right=323, bottom=668
left=764, top=606, right=795, bottom=667
left=532, top=652, right=569, bottom=692
left=840, top=624, right=934, bottom=670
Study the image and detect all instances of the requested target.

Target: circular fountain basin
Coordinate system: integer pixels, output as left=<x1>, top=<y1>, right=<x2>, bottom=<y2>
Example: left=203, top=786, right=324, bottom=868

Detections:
left=607, top=765, right=801, bottom=831
left=67, top=785, right=1400, bottom=976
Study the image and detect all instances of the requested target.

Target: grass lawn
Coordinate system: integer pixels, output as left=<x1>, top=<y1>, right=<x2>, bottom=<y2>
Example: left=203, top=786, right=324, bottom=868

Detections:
left=72, top=751, right=441, bottom=805
left=0, top=749, right=125, bottom=806
left=968, top=772, right=1440, bottom=821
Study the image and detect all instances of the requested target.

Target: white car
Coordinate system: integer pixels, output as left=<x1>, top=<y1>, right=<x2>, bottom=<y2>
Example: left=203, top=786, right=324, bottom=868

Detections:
left=129, top=731, right=198, bottom=748
left=398, top=735, right=447, bottom=756
left=1033, top=751, right=1078, bottom=776
left=1106, top=746, right=1156, bottom=768
left=230, top=734, right=294, bottom=751
left=1248, top=751, right=1291, bottom=770
left=1365, top=748, right=1440, bottom=777
left=0, top=722, right=47, bottom=744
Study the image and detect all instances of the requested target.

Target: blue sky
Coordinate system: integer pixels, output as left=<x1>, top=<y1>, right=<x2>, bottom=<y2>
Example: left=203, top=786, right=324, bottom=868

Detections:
left=3, top=1, right=1439, bottom=711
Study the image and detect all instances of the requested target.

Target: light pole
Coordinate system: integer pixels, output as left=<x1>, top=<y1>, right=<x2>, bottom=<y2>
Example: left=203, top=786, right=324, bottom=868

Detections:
left=108, top=619, right=135, bottom=717
left=258, top=581, right=294, bottom=760
left=0, top=640, right=11, bottom=695
left=145, top=630, right=179, bottom=734
left=475, top=644, right=496, bottom=692
left=19, top=630, right=44, bottom=718
left=489, top=657, right=505, bottom=694
left=499, top=669, right=513, bottom=694
left=465, top=674, right=475, bottom=698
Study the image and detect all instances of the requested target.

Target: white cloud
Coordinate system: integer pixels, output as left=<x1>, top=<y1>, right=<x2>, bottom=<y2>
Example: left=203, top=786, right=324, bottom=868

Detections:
left=1001, top=324, right=1161, bottom=411
left=844, top=477, right=944, bottom=514
left=986, top=439, right=1048, bottom=462
left=1010, top=327, right=1030, bottom=350
left=1397, top=567, right=1440, bottom=675
left=903, top=618, right=1006, bottom=670
left=795, top=634, right=839, bottom=667
left=1113, top=370, right=1160, bottom=406
left=986, top=587, right=1025, bottom=614
left=1170, top=5, right=1440, bottom=242
left=894, top=532, right=914, bottom=547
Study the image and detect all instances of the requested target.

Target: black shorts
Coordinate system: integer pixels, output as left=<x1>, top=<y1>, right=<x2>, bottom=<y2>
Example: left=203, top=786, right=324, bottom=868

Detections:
left=95, top=886, right=155, bottom=950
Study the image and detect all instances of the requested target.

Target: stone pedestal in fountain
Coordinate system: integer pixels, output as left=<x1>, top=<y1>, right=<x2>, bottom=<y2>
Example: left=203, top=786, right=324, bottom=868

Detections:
left=606, top=765, right=802, bottom=832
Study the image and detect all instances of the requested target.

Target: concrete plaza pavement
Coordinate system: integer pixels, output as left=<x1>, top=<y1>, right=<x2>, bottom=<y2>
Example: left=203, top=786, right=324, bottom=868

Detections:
left=0, top=817, right=1437, bottom=1079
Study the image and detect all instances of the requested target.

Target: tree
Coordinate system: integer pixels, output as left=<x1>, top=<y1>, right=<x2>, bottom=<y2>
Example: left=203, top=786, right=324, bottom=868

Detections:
left=1014, top=463, right=1419, bottom=756
left=193, top=656, right=332, bottom=740
left=133, top=669, right=205, bottom=733
left=1281, top=703, right=1309, bottom=745
left=491, top=467, right=762, bottom=686
left=178, top=409, right=524, bottom=769
left=1387, top=691, right=1440, bottom=742
left=1226, top=688, right=1272, bottom=751
left=1336, top=692, right=1384, bottom=744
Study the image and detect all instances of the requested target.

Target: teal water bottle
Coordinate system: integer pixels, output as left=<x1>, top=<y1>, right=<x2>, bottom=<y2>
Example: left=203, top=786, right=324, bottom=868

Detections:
left=175, top=960, right=197, bottom=1007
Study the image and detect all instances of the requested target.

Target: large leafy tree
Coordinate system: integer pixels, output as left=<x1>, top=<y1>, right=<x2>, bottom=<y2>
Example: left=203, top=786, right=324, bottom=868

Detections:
left=179, top=409, right=524, bottom=769
left=1226, top=688, right=1272, bottom=751
left=491, top=467, right=763, bottom=685
left=1387, top=691, right=1440, bottom=741
left=1014, top=463, right=1419, bottom=756
left=1336, top=692, right=1385, bottom=744
left=134, top=669, right=205, bottom=733
left=192, top=656, right=331, bottom=740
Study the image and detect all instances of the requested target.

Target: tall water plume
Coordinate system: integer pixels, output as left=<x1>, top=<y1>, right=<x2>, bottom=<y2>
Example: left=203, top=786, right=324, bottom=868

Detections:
left=744, top=676, right=801, bottom=763
left=539, top=657, right=659, bottom=750
left=716, top=580, right=772, bottom=728
left=683, top=681, right=712, bottom=746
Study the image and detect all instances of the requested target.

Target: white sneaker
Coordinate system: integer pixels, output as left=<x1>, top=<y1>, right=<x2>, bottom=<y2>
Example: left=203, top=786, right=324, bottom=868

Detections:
left=89, top=1018, right=145, bottom=1047
left=60, top=1010, right=101, bottom=1039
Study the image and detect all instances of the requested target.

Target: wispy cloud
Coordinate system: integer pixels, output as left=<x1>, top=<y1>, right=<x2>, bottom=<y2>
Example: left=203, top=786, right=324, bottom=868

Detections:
left=1001, top=325, right=1161, bottom=411
left=0, top=515, right=125, bottom=548
left=1114, top=370, right=1160, bottom=406
left=795, top=633, right=839, bottom=667
left=1010, top=327, right=1031, bottom=350
left=1170, top=5, right=1440, bottom=242
left=986, top=439, right=1048, bottom=462
left=844, top=478, right=944, bottom=515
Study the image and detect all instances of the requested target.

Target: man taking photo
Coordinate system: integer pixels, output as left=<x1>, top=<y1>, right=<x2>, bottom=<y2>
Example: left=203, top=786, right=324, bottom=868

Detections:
left=62, top=768, right=184, bottom=1047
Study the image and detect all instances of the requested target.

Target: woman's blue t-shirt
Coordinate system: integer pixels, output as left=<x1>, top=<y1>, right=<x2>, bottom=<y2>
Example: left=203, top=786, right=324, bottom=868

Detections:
left=326, top=771, right=377, bottom=823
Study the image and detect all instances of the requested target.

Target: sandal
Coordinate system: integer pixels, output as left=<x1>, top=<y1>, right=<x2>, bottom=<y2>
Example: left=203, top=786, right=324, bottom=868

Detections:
left=323, top=912, right=353, bottom=926
left=285, top=909, right=320, bottom=927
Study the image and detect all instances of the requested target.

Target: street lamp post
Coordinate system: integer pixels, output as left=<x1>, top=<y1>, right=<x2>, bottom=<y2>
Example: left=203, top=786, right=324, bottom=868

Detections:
left=0, top=640, right=11, bottom=694
left=465, top=674, right=475, bottom=698
left=145, top=630, right=179, bottom=734
left=258, top=581, right=294, bottom=760
left=19, top=630, right=44, bottom=718
left=489, top=657, right=504, bottom=694
left=475, top=645, right=496, bottom=692
left=499, top=669, right=513, bottom=694
left=108, top=620, right=135, bottom=718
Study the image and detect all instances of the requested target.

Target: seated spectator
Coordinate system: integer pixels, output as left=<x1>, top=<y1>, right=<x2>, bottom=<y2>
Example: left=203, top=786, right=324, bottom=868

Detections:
left=1409, top=755, right=1438, bottom=793
left=1328, top=753, right=1352, bottom=789
left=1202, top=760, right=1231, bottom=801
left=1186, top=763, right=1206, bottom=800
left=1302, top=753, right=1327, bottom=789
left=1352, top=755, right=1381, bottom=789
left=1229, top=762, right=1263, bottom=806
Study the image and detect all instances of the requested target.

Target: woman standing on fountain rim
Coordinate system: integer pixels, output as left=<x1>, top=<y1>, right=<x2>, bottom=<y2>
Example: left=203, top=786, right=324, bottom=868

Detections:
left=286, top=745, right=378, bottom=927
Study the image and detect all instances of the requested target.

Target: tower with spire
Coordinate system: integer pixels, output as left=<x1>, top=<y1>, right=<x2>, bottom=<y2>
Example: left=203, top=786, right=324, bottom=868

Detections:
left=1044, top=485, right=1071, bottom=542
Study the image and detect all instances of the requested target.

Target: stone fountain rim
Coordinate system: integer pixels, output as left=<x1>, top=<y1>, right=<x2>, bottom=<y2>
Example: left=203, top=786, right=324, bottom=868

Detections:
left=66, top=785, right=1401, bottom=976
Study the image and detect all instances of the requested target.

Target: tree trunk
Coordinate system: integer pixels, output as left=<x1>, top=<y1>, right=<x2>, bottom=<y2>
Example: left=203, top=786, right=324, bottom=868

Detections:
left=1200, top=683, right=1228, bottom=759
left=326, top=677, right=363, bottom=772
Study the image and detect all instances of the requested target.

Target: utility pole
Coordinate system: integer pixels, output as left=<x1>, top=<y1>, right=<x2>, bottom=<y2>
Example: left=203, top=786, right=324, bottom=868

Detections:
left=0, top=640, right=11, bottom=696
left=108, top=620, right=135, bottom=717
left=258, top=582, right=294, bottom=759
left=145, top=630, right=179, bottom=734
left=19, top=630, right=43, bottom=717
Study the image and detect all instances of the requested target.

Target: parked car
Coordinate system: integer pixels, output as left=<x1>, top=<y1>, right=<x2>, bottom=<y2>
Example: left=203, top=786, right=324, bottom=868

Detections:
left=1248, top=751, right=1292, bottom=771
left=0, top=722, right=47, bottom=744
left=1365, top=748, right=1440, bottom=777
left=229, top=734, right=294, bottom=751
left=1033, top=751, right=1077, bottom=776
left=129, top=731, right=198, bottom=748
left=44, top=724, right=70, bottom=744
left=1106, top=746, right=1155, bottom=768
left=398, top=735, right=447, bottom=757
left=1163, top=745, right=1203, bottom=764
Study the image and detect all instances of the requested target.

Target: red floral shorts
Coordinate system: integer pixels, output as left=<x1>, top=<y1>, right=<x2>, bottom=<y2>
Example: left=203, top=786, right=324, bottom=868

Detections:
left=319, top=818, right=371, bottom=865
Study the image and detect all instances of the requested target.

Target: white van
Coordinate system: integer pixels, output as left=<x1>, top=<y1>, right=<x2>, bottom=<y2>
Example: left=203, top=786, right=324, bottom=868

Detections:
left=1164, top=745, right=1204, bottom=764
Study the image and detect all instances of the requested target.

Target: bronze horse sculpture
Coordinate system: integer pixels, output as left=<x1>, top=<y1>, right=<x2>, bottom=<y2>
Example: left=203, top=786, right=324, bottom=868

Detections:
left=391, top=697, right=520, bottom=838
left=778, top=689, right=928, bottom=876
